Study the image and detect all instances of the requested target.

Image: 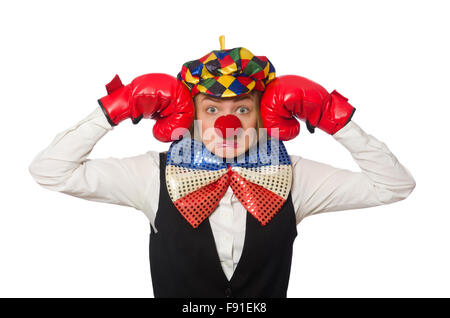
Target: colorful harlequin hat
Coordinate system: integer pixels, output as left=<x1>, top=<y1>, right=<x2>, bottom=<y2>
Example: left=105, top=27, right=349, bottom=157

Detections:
left=177, top=35, right=276, bottom=98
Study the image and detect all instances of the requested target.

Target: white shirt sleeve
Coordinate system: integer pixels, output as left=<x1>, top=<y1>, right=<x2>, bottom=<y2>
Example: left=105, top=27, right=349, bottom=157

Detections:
left=28, top=107, right=161, bottom=226
left=290, top=120, right=416, bottom=224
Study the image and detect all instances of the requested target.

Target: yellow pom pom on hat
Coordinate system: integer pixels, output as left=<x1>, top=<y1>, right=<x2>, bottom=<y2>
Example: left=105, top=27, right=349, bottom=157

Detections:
left=177, top=35, right=276, bottom=98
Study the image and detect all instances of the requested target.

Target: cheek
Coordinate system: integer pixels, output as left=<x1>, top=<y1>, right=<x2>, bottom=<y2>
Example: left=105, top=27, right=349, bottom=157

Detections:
left=196, top=113, right=215, bottom=136
left=202, top=117, right=215, bottom=134
left=240, top=113, right=258, bottom=131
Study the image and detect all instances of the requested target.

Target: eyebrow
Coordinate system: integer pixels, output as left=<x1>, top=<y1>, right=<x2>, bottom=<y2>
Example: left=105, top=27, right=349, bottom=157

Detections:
left=201, top=94, right=253, bottom=102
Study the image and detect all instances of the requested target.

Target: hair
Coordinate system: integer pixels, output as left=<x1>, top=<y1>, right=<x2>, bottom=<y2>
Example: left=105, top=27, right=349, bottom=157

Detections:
left=190, top=90, right=264, bottom=138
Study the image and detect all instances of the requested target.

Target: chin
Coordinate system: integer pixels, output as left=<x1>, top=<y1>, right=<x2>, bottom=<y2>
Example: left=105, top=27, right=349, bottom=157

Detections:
left=205, top=143, right=247, bottom=159
left=214, top=148, right=246, bottom=159
left=203, top=136, right=256, bottom=159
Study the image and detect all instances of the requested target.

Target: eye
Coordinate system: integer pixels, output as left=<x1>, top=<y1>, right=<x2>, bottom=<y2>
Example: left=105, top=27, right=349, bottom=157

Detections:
left=206, top=106, right=218, bottom=114
left=236, top=106, right=250, bottom=114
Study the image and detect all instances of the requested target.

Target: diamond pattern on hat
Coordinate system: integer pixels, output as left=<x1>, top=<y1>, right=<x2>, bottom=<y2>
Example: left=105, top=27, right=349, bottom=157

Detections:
left=228, top=78, right=249, bottom=95
left=204, top=80, right=227, bottom=96
left=205, top=59, right=221, bottom=75
left=215, top=50, right=229, bottom=60
left=218, top=54, right=236, bottom=72
left=216, top=75, right=235, bottom=88
left=188, top=60, right=203, bottom=77
left=244, top=59, right=264, bottom=77
left=203, top=52, right=217, bottom=63
left=178, top=46, right=276, bottom=98
left=236, top=76, right=253, bottom=87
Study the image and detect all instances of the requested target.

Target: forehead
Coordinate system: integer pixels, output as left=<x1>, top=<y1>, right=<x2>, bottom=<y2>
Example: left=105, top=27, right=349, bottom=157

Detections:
left=196, top=93, right=254, bottom=104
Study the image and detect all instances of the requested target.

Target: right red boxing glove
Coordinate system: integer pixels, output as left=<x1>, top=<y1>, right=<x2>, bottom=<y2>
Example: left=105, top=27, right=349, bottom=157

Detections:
left=98, top=73, right=194, bottom=142
left=260, top=75, right=356, bottom=140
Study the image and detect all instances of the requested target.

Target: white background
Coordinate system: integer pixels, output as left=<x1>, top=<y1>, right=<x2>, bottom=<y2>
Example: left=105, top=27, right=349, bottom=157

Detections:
left=1, top=0, right=449, bottom=297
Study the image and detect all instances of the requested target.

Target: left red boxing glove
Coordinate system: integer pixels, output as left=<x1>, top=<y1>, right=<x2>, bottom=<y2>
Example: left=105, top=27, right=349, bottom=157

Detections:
left=98, top=73, right=194, bottom=142
left=260, top=75, right=356, bottom=140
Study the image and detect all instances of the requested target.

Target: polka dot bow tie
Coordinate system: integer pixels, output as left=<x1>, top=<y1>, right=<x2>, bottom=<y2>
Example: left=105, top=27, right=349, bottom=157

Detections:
left=165, top=137, right=292, bottom=228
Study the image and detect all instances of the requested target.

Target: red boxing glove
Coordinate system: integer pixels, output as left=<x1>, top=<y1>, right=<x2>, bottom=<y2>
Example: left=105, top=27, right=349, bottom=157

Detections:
left=98, top=73, right=194, bottom=142
left=260, top=75, right=356, bottom=140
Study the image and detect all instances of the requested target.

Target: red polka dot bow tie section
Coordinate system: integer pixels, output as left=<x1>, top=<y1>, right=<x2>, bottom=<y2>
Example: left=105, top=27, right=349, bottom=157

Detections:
left=165, top=138, right=292, bottom=228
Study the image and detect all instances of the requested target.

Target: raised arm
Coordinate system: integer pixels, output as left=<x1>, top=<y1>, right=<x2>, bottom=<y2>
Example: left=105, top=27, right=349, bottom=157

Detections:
left=29, top=73, right=194, bottom=228
left=260, top=74, right=415, bottom=224
left=28, top=107, right=160, bottom=212
left=290, top=120, right=416, bottom=223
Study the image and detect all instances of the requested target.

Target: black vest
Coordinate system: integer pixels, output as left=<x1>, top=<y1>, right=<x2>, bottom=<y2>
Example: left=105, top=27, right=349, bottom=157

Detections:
left=149, top=152, right=298, bottom=298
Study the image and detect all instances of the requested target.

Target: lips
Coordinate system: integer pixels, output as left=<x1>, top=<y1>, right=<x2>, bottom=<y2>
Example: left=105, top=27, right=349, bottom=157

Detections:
left=217, top=140, right=238, bottom=148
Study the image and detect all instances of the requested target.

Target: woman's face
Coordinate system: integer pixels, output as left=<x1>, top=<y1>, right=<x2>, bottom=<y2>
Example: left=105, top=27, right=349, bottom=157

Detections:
left=194, top=92, right=259, bottom=158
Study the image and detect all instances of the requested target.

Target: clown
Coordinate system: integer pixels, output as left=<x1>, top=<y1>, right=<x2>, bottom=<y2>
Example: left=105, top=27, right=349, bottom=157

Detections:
left=29, top=36, right=416, bottom=298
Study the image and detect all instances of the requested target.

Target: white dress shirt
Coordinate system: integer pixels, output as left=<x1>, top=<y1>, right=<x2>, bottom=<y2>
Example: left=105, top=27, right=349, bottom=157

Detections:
left=28, top=107, right=416, bottom=281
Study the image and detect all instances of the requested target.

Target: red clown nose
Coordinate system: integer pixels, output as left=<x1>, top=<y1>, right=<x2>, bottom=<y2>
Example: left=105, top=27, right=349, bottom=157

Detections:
left=214, top=115, right=242, bottom=138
